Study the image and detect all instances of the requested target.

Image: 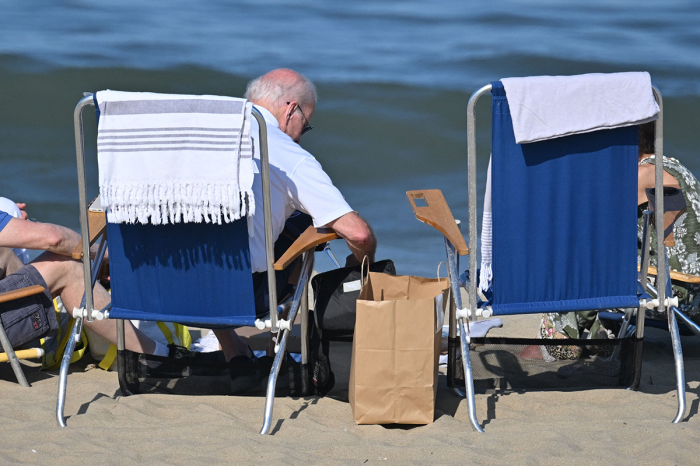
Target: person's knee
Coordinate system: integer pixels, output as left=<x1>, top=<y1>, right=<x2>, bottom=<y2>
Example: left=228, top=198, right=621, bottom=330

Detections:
left=0, top=247, right=23, bottom=278
left=31, top=252, right=84, bottom=293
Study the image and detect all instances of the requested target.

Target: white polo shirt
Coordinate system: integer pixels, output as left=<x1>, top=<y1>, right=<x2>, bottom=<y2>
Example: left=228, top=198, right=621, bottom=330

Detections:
left=248, top=105, right=353, bottom=273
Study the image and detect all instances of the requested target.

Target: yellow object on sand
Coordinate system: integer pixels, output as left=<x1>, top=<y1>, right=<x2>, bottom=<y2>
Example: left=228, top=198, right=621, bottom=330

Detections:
left=0, top=347, right=44, bottom=363
left=42, top=297, right=191, bottom=371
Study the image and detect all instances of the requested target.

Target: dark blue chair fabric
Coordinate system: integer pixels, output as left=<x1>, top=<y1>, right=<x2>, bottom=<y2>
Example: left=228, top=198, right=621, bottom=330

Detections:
left=107, top=219, right=257, bottom=327
left=490, top=81, right=640, bottom=315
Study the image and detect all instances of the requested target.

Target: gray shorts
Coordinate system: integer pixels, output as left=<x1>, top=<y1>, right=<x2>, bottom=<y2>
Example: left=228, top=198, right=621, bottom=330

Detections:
left=0, top=264, right=58, bottom=349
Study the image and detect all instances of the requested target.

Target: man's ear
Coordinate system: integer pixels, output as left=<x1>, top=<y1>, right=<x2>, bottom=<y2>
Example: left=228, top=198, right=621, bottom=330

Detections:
left=285, top=101, right=298, bottom=118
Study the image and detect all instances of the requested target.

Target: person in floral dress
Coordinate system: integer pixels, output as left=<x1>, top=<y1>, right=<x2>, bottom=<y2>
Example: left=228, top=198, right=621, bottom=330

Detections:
left=539, top=122, right=700, bottom=360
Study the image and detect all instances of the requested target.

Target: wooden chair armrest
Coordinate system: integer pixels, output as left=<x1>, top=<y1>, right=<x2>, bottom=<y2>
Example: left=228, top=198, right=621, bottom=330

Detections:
left=640, top=265, right=700, bottom=284
left=274, top=226, right=340, bottom=271
left=406, top=189, right=469, bottom=255
left=0, top=285, right=46, bottom=305
left=72, top=201, right=107, bottom=259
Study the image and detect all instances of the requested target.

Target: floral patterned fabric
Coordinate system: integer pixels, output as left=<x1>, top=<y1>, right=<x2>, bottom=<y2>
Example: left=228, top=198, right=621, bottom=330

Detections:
left=639, top=155, right=700, bottom=322
left=539, top=311, right=616, bottom=361
left=539, top=155, right=700, bottom=360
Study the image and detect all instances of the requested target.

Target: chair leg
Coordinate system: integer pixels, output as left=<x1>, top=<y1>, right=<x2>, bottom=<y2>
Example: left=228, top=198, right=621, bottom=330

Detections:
left=442, top=236, right=483, bottom=431
left=447, top=287, right=464, bottom=397
left=0, top=322, right=29, bottom=388
left=458, top=317, right=485, bottom=433
left=260, top=250, right=314, bottom=434
left=56, top=317, right=82, bottom=427
left=259, top=328, right=289, bottom=435
left=300, top=282, right=311, bottom=396
left=668, top=307, right=686, bottom=423
left=659, top=244, right=687, bottom=423
left=115, top=318, right=136, bottom=396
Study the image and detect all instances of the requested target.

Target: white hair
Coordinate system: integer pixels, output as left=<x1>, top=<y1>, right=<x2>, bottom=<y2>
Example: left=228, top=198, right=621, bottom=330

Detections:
left=244, top=71, right=317, bottom=108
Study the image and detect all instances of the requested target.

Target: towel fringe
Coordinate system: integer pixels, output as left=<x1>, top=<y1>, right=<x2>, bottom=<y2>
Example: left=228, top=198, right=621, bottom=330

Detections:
left=102, top=182, right=254, bottom=225
left=478, top=264, right=492, bottom=294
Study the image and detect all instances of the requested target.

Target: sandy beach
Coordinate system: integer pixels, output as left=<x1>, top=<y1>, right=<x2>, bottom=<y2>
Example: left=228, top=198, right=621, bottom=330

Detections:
left=1, top=314, right=699, bottom=465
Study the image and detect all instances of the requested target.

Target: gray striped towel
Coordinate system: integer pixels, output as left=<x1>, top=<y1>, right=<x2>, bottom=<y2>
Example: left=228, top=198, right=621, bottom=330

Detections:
left=96, top=90, right=255, bottom=225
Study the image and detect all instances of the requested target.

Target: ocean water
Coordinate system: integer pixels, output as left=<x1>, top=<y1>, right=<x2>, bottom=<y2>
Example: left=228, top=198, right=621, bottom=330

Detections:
left=0, top=0, right=699, bottom=275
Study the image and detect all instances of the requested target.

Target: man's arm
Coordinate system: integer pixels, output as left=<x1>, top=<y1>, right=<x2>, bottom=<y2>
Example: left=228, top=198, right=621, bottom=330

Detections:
left=327, top=211, right=376, bottom=266
left=0, top=218, right=81, bottom=257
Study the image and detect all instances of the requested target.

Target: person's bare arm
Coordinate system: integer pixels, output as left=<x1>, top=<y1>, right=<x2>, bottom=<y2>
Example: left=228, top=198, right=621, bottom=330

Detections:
left=327, top=211, right=376, bottom=266
left=0, top=218, right=81, bottom=257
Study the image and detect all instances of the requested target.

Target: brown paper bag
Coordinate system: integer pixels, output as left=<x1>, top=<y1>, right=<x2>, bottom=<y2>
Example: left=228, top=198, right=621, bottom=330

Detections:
left=349, top=271, right=448, bottom=425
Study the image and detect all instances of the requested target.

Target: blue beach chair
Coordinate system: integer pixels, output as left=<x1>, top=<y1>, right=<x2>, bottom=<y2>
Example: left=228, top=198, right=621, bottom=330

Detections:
left=408, top=76, right=689, bottom=432
left=56, top=92, right=336, bottom=434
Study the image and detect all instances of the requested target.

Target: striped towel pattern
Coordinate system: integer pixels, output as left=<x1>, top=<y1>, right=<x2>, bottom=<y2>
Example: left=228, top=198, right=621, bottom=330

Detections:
left=96, top=90, right=255, bottom=225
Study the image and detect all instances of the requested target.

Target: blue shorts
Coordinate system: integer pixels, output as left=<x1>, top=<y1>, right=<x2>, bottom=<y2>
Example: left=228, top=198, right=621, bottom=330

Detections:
left=0, top=264, right=58, bottom=349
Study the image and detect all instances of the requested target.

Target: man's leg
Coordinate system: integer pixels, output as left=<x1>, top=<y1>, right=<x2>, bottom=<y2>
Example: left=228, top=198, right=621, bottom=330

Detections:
left=31, top=252, right=157, bottom=354
left=213, top=237, right=300, bottom=361
left=212, top=328, right=252, bottom=361
left=214, top=213, right=314, bottom=361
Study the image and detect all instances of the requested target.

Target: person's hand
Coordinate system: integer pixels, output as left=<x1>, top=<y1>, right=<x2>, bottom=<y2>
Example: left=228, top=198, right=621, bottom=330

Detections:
left=15, top=203, right=28, bottom=220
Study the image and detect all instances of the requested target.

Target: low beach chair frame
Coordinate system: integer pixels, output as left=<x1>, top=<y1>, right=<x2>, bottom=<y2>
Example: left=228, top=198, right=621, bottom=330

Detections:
left=410, top=81, right=693, bottom=432
left=56, top=94, right=334, bottom=434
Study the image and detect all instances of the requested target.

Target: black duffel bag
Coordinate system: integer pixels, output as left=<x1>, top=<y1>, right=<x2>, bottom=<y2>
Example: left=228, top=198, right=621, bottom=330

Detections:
left=309, top=259, right=395, bottom=398
left=311, top=259, right=396, bottom=336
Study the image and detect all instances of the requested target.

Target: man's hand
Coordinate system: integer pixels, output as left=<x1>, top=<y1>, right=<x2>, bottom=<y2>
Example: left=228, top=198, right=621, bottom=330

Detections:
left=15, top=203, right=28, bottom=220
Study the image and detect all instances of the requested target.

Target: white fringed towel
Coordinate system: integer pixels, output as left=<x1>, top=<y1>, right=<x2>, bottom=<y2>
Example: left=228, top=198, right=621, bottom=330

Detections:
left=501, top=72, right=659, bottom=144
left=96, top=90, right=255, bottom=225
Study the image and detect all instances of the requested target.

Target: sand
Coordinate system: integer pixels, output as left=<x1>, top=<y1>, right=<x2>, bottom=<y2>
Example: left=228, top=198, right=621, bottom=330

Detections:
left=1, top=316, right=700, bottom=465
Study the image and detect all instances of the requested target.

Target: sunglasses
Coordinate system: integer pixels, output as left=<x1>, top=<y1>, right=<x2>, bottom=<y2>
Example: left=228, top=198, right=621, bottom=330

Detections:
left=287, top=102, right=314, bottom=135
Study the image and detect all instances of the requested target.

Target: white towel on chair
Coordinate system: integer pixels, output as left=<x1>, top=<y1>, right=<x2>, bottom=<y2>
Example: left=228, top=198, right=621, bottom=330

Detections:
left=501, top=72, right=659, bottom=144
left=96, top=90, right=255, bottom=225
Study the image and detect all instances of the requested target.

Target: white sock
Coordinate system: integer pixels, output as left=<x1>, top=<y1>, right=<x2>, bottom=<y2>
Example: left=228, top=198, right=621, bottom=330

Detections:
left=152, top=341, right=169, bottom=357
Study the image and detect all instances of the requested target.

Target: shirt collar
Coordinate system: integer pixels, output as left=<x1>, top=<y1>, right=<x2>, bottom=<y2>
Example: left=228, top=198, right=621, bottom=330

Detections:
left=252, top=105, right=280, bottom=129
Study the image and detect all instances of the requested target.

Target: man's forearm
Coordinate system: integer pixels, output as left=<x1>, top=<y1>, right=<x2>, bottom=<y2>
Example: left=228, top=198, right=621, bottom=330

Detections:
left=41, top=223, right=82, bottom=257
left=0, top=219, right=81, bottom=257
left=327, top=212, right=377, bottom=265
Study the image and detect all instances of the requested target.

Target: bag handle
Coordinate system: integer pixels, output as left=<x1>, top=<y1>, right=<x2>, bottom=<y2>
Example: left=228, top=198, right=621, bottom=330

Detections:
left=360, top=255, right=370, bottom=288
left=437, top=261, right=449, bottom=288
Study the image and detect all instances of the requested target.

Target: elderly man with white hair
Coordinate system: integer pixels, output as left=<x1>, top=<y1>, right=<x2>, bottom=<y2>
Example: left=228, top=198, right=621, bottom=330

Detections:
left=212, top=68, right=377, bottom=361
